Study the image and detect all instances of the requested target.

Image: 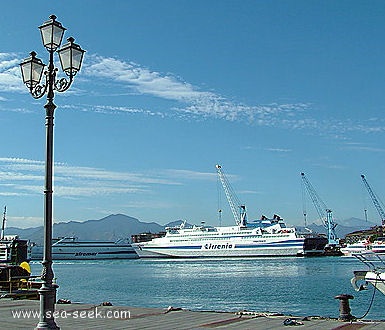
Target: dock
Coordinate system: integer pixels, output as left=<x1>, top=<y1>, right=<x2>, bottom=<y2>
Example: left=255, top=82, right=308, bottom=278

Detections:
left=1, top=299, right=385, bottom=329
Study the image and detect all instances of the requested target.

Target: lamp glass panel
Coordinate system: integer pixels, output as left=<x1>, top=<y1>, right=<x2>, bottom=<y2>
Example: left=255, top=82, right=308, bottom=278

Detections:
left=40, top=23, right=65, bottom=50
left=20, top=59, right=44, bottom=88
left=58, top=47, right=71, bottom=73
left=20, top=61, right=32, bottom=85
left=71, top=48, right=84, bottom=71
left=32, top=61, right=44, bottom=84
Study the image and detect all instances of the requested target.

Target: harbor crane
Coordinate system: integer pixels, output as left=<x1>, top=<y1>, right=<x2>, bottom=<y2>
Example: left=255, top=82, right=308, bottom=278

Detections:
left=216, top=165, right=247, bottom=227
left=301, top=173, right=339, bottom=245
left=361, top=174, right=385, bottom=226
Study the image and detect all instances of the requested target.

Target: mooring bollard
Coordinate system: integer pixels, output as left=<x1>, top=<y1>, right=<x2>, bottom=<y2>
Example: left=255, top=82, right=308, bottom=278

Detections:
left=334, top=294, right=355, bottom=321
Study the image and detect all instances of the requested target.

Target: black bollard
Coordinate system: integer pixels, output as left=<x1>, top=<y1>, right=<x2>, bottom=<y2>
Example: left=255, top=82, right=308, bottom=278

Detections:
left=334, top=294, right=355, bottom=321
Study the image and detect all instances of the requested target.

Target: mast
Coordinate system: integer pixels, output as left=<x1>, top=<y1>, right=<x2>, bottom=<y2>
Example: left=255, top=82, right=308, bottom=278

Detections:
left=1, top=206, right=6, bottom=239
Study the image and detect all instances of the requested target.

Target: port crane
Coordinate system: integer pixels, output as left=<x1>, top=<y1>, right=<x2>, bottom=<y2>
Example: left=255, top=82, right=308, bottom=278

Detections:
left=361, top=174, right=385, bottom=226
left=216, top=165, right=247, bottom=227
left=301, top=173, right=339, bottom=245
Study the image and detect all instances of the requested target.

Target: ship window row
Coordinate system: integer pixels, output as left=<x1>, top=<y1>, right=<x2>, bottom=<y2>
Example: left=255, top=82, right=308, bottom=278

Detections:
left=170, top=232, right=256, bottom=237
left=168, top=234, right=290, bottom=243
left=169, top=236, right=263, bottom=242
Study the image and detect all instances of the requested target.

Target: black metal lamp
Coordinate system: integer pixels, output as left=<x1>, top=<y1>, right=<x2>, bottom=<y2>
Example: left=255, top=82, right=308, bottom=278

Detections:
left=19, top=15, right=85, bottom=330
left=20, top=51, right=45, bottom=91
left=58, top=37, right=85, bottom=77
left=39, top=15, right=66, bottom=51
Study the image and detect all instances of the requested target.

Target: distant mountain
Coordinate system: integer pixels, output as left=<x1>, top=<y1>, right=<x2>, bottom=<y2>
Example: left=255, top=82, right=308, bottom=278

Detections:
left=297, top=217, right=378, bottom=238
left=164, top=220, right=194, bottom=228
left=6, top=214, right=164, bottom=245
left=5, top=214, right=379, bottom=245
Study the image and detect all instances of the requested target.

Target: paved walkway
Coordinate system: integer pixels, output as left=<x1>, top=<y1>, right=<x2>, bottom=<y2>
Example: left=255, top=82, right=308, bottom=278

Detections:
left=0, top=299, right=384, bottom=329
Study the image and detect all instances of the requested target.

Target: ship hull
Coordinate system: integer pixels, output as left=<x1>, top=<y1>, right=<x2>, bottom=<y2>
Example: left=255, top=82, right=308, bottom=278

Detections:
left=31, top=241, right=138, bottom=260
left=132, top=239, right=305, bottom=258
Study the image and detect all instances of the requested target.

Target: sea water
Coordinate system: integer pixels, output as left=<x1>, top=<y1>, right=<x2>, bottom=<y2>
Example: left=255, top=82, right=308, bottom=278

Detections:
left=30, top=256, right=385, bottom=320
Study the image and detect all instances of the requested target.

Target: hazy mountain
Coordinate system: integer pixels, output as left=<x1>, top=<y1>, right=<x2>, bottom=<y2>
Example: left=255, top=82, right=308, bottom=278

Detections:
left=298, top=217, right=378, bottom=238
left=5, top=214, right=377, bottom=245
left=6, top=214, right=164, bottom=245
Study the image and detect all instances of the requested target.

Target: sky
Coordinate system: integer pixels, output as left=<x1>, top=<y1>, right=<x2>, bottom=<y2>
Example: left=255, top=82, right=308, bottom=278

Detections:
left=0, top=0, right=384, bottom=229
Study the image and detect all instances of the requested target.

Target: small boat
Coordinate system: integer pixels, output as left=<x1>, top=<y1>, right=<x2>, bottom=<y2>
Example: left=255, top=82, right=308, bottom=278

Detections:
left=371, top=237, right=385, bottom=254
left=31, top=237, right=139, bottom=260
left=0, top=235, right=32, bottom=264
left=0, top=207, right=32, bottom=264
left=340, top=239, right=372, bottom=256
left=351, top=252, right=385, bottom=295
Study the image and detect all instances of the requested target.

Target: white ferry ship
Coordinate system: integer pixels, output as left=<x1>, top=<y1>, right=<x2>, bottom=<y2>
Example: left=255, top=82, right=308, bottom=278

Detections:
left=31, top=237, right=138, bottom=260
left=132, top=165, right=327, bottom=258
left=132, top=216, right=306, bottom=258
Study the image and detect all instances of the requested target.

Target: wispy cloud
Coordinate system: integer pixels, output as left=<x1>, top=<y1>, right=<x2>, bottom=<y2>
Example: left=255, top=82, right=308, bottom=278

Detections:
left=265, top=148, right=292, bottom=153
left=2, top=53, right=385, bottom=135
left=342, top=142, right=385, bottom=152
left=83, top=55, right=312, bottom=125
left=85, top=55, right=213, bottom=101
left=83, top=56, right=385, bottom=135
left=60, top=104, right=166, bottom=118
left=161, top=169, right=216, bottom=180
left=0, top=53, right=24, bottom=92
left=0, top=157, right=216, bottom=199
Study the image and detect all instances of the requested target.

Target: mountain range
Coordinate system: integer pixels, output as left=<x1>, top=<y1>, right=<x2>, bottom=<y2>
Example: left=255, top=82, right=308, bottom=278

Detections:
left=5, top=214, right=378, bottom=245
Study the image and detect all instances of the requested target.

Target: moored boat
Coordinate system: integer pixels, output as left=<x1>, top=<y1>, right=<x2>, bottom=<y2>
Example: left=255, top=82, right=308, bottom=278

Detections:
left=132, top=216, right=306, bottom=258
left=0, top=207, right=32, bottom=264
left=0, top=235, right=32, bottom=264
left=351, top=252, right=385, bottom=295
left=132, top=164, right=327, bottom=258
left=31, top=237, right=138, bottom=260
left=340, top=239, right=372, bottom=256
left=371, top=237, right=385, bottom=254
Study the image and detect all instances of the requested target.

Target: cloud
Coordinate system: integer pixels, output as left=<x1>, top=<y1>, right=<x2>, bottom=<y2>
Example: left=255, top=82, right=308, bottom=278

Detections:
left=265, top=148, right=292, bottom=153
left=83, top=55, right=385, bottom=135
left=84, top=55, right=311, bottom=126
left=1, top=53, right=385, bottom=136
left=85, top=55, right=213, bottom=102
left=342, top=142, right=385, bottom=152
left=161, top=169, right=216, bottom=180
left=6, top=216, right=43, bottom=229
left=0, top=157, right=218, bottom=199
left=0, top=53, right=24, bottom=92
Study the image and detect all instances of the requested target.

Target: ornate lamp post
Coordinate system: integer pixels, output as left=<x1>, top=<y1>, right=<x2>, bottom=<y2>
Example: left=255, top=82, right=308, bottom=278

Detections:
left=20, top=15, right=85, bottom=329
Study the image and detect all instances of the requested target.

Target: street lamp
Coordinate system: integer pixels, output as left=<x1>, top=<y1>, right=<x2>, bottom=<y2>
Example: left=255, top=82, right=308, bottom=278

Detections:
left=20, top=15, right=85, bottom=330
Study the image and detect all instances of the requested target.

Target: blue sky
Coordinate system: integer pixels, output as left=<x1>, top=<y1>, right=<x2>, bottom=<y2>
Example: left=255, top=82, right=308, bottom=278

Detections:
left=0, top=1, right=384, bottom=229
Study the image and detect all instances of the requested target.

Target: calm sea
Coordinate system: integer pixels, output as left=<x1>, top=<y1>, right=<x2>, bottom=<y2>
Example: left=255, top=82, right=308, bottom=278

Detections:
left=30, top=257, right=385, bottom=320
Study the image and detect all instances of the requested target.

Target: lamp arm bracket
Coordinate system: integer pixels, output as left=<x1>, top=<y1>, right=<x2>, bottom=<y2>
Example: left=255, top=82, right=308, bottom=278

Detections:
left=54, top=76, right=73, bottom=93
left=30, top=83, right=48, bottom=99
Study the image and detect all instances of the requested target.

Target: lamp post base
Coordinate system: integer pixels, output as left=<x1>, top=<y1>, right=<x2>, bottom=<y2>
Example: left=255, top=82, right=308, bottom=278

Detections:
left=35, top=284, right=60, bottom=330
